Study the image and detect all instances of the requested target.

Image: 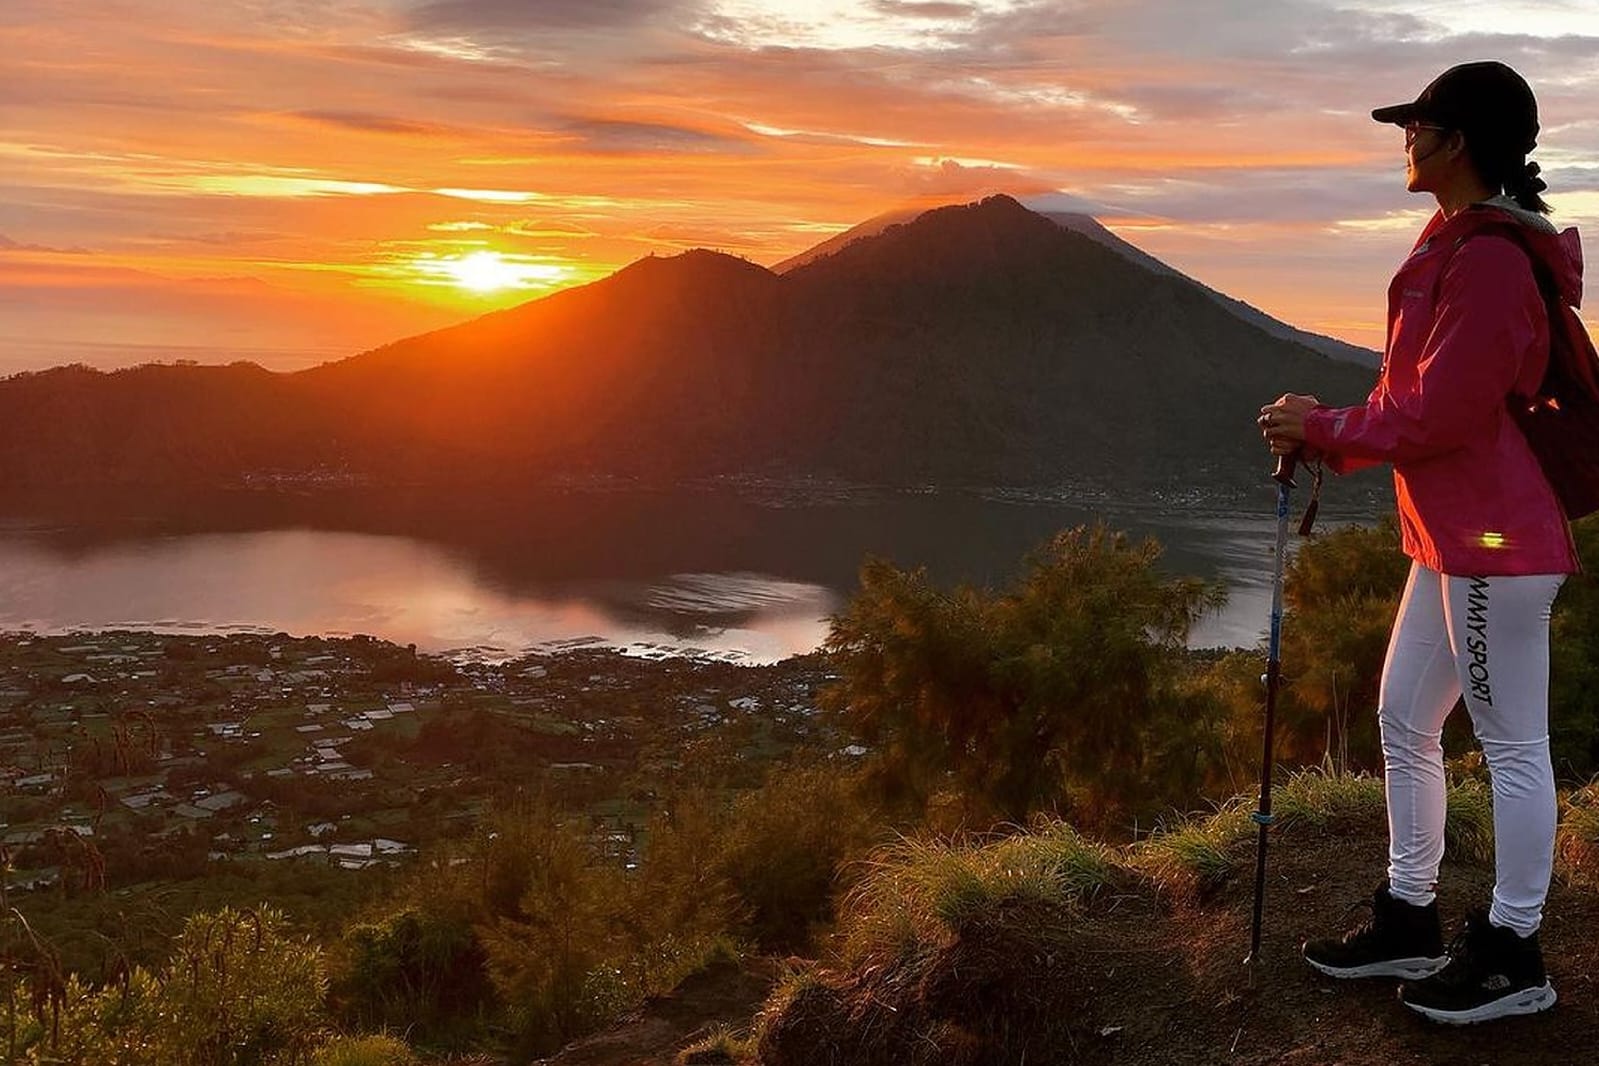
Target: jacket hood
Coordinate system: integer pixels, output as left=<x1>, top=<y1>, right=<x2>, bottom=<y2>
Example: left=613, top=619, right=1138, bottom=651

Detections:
left=1478, top=193, right=1557, bottom=234
left=1454, top=197, right=1585, bottom=308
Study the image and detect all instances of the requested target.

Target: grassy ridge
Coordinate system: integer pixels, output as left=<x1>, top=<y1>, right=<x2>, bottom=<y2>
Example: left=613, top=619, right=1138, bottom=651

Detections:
left=750, top=767, right=1598, bottom=1065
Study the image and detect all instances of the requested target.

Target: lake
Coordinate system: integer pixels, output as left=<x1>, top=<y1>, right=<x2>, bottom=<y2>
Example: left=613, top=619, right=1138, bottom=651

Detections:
left=0, top=484, right=1381, bottom=664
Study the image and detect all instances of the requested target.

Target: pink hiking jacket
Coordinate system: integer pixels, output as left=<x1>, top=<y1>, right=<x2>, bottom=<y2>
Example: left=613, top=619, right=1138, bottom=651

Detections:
left=1303, top=198, right=1583, bottom=576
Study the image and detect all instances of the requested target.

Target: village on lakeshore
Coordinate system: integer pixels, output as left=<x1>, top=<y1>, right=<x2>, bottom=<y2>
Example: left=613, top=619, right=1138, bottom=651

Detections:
left=0, top=629, right=837, bottom=895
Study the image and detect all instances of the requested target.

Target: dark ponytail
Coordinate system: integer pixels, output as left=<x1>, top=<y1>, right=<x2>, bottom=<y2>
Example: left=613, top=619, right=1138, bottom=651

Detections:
left=1504, top=159, right=1551, bottom=215
left=1466, top=138, right=1552, bottom=215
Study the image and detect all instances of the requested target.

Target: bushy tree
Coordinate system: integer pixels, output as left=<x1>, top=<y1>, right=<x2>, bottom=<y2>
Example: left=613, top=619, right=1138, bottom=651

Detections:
left=338, top=791, right=726, bottom=1058
left=331, top=765, right=885, bottom=1053
left=1273, top=515, right=1409, bottom=770
left=620, top=788, right=747, bottom=967
left=1177, top=648, right=1284, bottom=799
left=335, top=795, right=633, bottom=1057
left=822, top=524, right=1224, bottom=823
left=711, top=762, right=883, bottom=950
left=152, top=906, right=328, bottom=1064
left=473, top=801, right=632, bottom=1057
left=337, top=890, right=488, bottom=1040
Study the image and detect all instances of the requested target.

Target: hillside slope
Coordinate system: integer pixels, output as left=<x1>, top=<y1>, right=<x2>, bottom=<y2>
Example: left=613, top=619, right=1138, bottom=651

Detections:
left=533, top=778, right=1599, bottom=1066
left=1038, top=210, right=1382, bottom=369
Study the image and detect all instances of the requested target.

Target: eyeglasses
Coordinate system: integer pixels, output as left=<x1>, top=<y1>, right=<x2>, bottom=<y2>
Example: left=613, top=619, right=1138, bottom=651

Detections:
left=1404, top=122, right=1449, bottom=146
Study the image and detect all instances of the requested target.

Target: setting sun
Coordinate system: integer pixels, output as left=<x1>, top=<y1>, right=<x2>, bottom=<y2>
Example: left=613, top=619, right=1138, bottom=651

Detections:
left=445, top=251, right=533, bottom=292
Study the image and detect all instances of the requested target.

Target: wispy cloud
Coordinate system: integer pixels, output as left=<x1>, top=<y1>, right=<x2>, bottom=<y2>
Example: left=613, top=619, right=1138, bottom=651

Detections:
left=0, top=233, right=92, bottom=254
left=282, top=109, right=474, bottom=137
left=558, top=118, right=758, bottom=155
left=408, top=0, right=697, bottom=32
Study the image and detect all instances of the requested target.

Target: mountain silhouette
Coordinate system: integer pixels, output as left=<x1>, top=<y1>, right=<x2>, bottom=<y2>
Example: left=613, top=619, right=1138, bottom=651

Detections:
left=778, top=197, right=1380, bottom=370
left=770, top=206, right=922, bottom=273
left=1037, top=209, right=1381, bottom=368
left=0, top=195, right=1375, bottom=494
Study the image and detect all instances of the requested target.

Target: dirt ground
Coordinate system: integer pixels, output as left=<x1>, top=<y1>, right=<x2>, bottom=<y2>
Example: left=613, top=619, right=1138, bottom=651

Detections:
left=1131, top=825, right=1598, bottom=1066
left=534, top=955, right=783, bottom=1066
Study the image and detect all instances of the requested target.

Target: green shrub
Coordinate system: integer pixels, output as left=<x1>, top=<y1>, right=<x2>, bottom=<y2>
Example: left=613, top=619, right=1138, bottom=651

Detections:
left=337, top=894, right=489, bottom=1037
left=822, top=524, right=1224, bottom=824
left=714, top=762, right=885, bottom=951
left=2, top=905, right=326, bottom=1066
left=1278, top=517, right=1408, bottom=770
left=471, top=801, right=631, bottom=1057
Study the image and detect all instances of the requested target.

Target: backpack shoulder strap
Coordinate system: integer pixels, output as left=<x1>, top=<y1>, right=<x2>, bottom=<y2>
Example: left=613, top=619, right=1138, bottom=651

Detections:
left=1449, top=220, right=1550, bottom=296
left=1450, top=220, right=1599, bottom=402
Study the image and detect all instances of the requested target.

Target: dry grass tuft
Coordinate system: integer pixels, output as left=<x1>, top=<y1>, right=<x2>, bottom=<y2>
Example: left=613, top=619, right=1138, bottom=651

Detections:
left=1131, top=768, right=1494, bottom=895
left=676, top=1021, right=755, bottom=1064
left=1442, top=773, right=1496, bottom=865
left=1273, top=767, right=1387, bottom=828
left=1557, top=779, right=1599, bottom=886
left=833, top=821, right=1115, bottom=969
left=757, top=893, right=1095, bottom=1066
left=1130, top=798, right=1254, bottom=900
left=310, top=1033, right=418, bottom=1066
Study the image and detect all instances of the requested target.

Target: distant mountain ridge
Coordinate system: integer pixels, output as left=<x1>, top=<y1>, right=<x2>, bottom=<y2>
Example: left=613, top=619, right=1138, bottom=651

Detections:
left=0, top=196, right=1376, bottom=496
left=771, top=207, right=923, bottom=273
left=1037, top=210, right=1381, bottom=368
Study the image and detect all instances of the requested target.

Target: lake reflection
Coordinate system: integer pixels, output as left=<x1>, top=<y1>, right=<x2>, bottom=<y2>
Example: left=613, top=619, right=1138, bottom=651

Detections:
left=0, top=531, right=837, bottom=663
left=0, top=487, right=1375, bottom=662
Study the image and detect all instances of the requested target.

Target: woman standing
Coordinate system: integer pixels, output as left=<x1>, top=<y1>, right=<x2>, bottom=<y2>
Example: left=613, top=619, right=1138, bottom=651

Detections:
left=1259, top=61, right=1584, bottom=1024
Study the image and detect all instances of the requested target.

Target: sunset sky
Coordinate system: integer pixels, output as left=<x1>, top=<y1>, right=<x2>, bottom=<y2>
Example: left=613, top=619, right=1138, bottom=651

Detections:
left=4, top=0, right=1598, bottom=374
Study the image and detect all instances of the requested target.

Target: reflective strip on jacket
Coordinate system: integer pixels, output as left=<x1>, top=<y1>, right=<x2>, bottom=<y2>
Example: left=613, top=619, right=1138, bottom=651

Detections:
left=1303, top=202, right=1582, bottom=576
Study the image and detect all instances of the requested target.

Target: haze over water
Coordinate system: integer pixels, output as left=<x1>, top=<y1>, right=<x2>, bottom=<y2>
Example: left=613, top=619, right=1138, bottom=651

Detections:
left=0, top=488, right=1371, bottom=663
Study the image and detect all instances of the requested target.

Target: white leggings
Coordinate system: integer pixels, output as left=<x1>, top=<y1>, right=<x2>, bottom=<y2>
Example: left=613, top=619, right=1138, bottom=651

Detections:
left=1379, top=561, right=1564, bottom=936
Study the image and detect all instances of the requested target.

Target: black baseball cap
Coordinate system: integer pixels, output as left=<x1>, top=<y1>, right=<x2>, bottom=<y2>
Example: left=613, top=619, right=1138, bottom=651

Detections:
left=1372, top=61, right=1539, bottom=155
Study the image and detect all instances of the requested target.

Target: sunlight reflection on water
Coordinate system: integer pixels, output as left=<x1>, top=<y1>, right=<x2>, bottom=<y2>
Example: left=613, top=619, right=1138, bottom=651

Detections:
left=0, top=532, right=839, bottom=665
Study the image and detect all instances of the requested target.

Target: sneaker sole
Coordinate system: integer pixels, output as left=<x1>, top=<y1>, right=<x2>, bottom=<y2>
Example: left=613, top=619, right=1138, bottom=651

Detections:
left=1402, top=981, right=1556, bottom=1025
left=1304, top=954, right=1449, bottom=980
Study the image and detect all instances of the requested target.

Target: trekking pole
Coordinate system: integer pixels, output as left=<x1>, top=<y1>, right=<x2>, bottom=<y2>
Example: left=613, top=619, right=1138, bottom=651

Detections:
left=1247, top=449, right=1298, bottom=970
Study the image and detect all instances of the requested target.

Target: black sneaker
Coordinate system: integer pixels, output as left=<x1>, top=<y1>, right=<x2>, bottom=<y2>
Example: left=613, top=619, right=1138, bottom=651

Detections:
left=1399, top=909, right=1557, bottom=1024
left=1303, top=881, right=1448, bottom=980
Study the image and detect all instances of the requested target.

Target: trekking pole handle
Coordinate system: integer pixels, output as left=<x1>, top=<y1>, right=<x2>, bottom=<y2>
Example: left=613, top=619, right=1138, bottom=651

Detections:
left=1272, top=450, right=1299, bottom=488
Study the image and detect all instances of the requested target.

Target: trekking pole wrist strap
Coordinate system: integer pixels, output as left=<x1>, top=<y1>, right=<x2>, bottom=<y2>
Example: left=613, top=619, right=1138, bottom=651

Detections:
left=1297, top=458, right=1324, bottom=537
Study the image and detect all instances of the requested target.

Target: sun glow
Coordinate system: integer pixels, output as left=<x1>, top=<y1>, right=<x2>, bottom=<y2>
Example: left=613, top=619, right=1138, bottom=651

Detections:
left=437, top=251, right=565, bottom=293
